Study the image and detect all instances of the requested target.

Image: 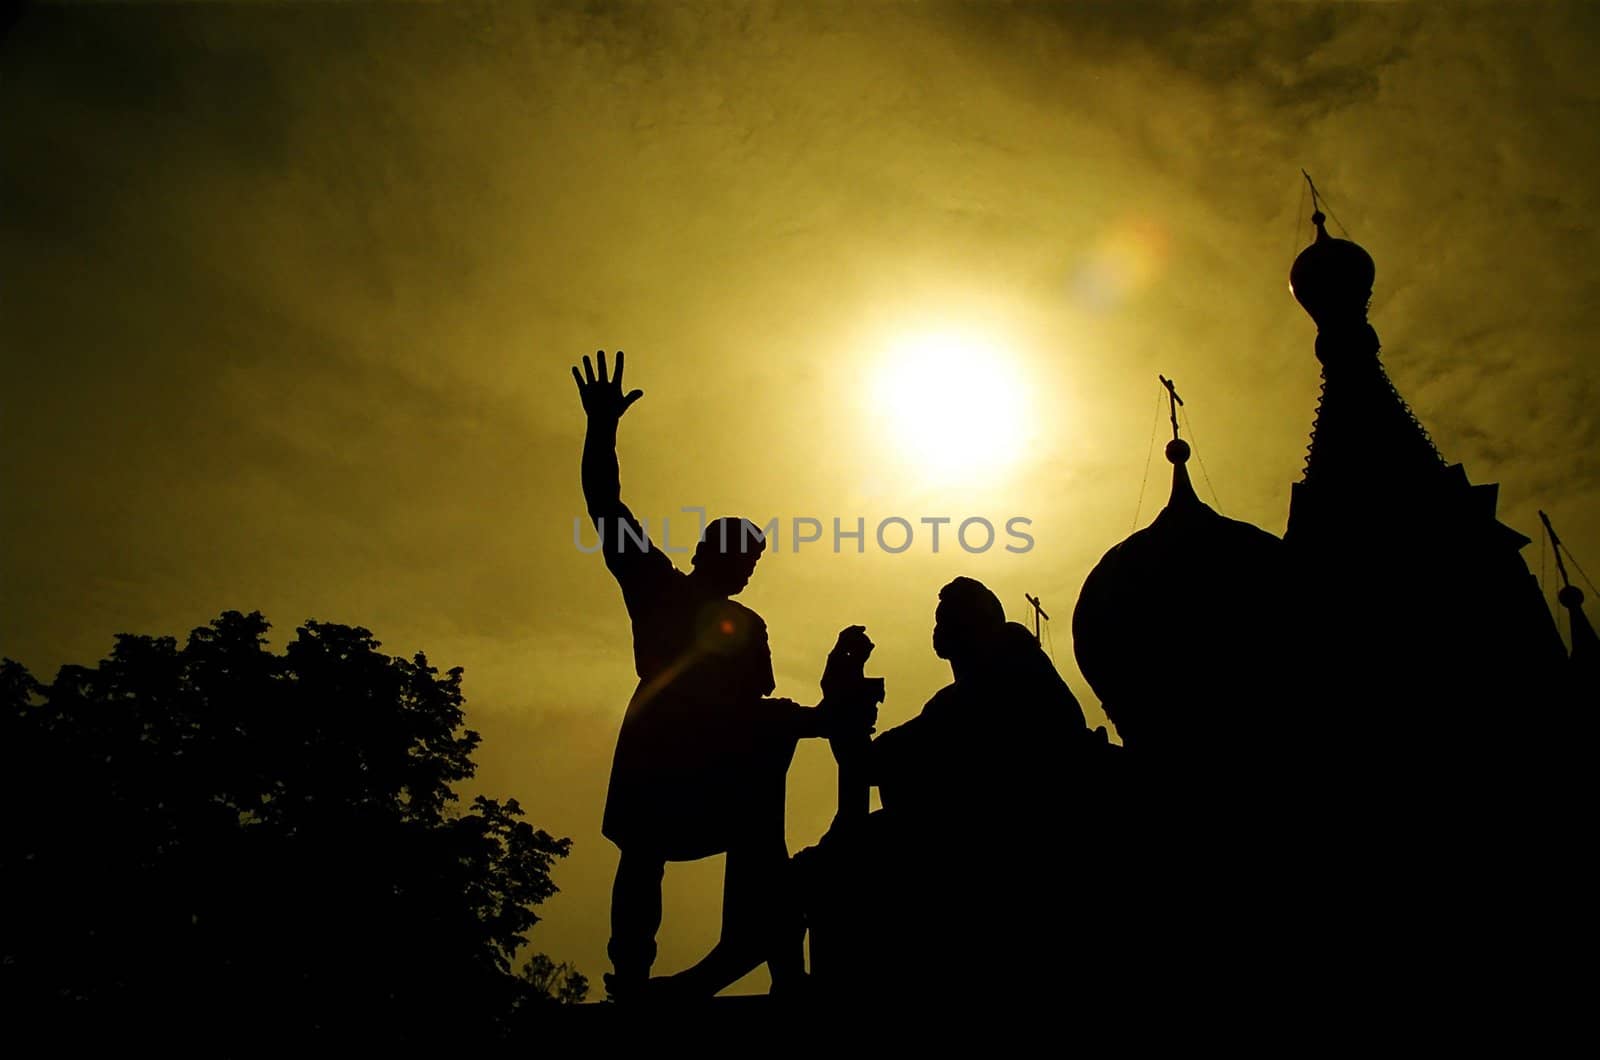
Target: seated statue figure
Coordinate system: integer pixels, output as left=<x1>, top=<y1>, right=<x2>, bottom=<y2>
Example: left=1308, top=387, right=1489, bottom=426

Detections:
left=795, top=577, right=1116, bottom=1003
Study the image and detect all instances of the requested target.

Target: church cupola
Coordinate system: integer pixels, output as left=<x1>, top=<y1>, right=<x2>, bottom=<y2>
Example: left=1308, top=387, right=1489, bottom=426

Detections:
left=1289, top=208, right=1376, bottom=332
left=1072, top=378, right=1291, bottom=759
left=1287, top=175, right=1382, bottom=368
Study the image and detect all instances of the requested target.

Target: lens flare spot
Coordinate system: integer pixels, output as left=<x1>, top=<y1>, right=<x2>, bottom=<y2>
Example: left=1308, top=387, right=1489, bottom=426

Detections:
left=1071, top=216, right=1171, bottom=311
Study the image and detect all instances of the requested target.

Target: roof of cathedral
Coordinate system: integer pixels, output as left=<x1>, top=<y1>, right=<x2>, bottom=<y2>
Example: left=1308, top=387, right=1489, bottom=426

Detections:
left=1283, top=199, right=1530, bottom=552
left=1072, top=187, right=1574, bottom=752
left=1287, top=207, right=1446, bottom=490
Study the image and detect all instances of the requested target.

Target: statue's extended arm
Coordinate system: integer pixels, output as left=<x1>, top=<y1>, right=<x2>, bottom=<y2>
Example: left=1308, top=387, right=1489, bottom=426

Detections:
left=754, top=628, right=880, bottom=747
left=773, top=698, right=876, bottom=741
left=572, top=350, right=644, bottom=523
left=581, top=416, right=624, bottom=521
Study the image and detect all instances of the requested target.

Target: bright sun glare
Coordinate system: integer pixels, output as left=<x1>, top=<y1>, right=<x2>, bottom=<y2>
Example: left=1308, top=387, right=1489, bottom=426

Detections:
left=871, top=330, right=1030, bottom=483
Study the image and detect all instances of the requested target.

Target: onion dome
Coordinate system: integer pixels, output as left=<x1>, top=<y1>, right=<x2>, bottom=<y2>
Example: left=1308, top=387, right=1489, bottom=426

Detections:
left=1073, top=425, right=1290, bottom=759
left=1289, top=209, right=1375, bottom=330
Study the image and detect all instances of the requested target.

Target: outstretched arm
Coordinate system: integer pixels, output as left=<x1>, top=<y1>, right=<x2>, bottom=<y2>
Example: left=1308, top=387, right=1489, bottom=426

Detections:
left=759, top=627, right=881, bottom=743
left=572, top=349, right=644, bottom=521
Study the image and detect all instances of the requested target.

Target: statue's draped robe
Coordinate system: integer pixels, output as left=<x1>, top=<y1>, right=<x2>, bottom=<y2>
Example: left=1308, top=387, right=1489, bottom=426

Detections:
left=871, top=623, right=1088, bottom=821
left=800, top=623, right=1104, bottom=999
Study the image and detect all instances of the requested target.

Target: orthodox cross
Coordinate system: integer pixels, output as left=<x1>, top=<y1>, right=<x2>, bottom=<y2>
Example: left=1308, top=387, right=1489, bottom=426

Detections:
left=1159, top=374, right=1184, bottom=441
left=1025, top=593, right=1049, bottom=646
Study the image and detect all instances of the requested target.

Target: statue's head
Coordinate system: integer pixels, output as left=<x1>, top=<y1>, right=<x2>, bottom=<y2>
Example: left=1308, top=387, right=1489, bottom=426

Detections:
left=691, top=517, right=766, bottom=596
left=933, top=576, right=1006, bottom=664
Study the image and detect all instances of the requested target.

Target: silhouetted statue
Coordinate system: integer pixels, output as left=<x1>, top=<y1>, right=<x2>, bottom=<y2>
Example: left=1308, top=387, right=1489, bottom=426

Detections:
left=869, top=579, right=1088, bottom=819
left=797, top=577, right=1106, bottom=1002
left=572, top=351, right=868, bottom=1000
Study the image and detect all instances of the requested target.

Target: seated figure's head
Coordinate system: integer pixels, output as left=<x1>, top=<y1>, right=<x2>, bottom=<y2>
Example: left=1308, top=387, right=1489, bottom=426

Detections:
left=933, top=577, right=1006, bottom=664
left=691, top=517, right=766, bottom=596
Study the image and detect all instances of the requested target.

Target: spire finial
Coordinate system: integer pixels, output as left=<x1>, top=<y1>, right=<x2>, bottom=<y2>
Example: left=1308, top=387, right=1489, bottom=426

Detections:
left=1540, top=510, right=1583, bottom=606
left=1159, top=375, right=1190, bottom=464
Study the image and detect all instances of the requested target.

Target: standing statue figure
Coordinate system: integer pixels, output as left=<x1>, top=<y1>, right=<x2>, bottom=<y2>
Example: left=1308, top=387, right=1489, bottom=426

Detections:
left=571, top=350, right=869, bottom=1000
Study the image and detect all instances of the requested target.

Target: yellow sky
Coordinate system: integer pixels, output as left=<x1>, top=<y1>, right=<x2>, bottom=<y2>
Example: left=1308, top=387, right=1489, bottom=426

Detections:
left=4, top=1, right=1598, bottom=991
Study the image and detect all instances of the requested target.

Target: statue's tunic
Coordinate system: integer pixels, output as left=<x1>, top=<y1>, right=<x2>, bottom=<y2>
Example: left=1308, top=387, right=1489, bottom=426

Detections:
left=599, top=515, right=797, bottom=861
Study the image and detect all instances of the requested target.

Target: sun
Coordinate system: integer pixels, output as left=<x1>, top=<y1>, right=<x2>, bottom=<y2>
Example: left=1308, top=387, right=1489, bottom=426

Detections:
left=870, top=330, right=1031, bottom=483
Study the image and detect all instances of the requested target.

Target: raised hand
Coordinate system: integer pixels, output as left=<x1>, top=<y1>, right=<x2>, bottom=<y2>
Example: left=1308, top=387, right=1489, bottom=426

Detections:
left=820, top=625, right=881, bottom=739
left=571, top=350, right=644, bottom=422
left=821, top=624, right=874, bottom=698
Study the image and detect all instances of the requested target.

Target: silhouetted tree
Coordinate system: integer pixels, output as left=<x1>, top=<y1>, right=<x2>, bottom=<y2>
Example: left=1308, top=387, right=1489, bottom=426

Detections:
left=517, top=953, right=590, bottom=1007
left=1, top=611, right=585, bottom=1045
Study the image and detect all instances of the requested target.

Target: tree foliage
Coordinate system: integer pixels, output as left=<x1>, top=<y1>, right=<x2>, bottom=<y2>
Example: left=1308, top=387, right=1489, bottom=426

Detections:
left=1, top=611, right=585, bottom=1043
